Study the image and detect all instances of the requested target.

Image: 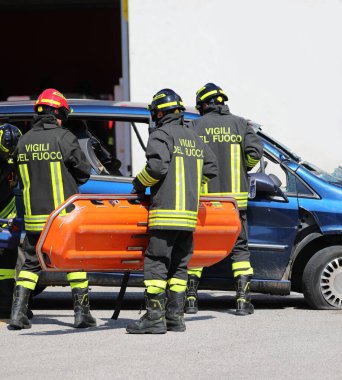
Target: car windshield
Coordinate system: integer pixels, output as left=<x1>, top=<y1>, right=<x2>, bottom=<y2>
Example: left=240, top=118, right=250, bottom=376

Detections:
left=300, top=161, right=342, bottom=184
left=254, top=124, right=341, bottom=185
left=252, top=125, right=301, bottom=162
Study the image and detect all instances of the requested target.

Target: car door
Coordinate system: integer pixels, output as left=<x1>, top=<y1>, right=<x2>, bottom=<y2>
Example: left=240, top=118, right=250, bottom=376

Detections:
left=247, top=156, right=300, bottom=280
left=73, top=117, right=149, bottom=195
left=203, top=152, right=300, bottom=282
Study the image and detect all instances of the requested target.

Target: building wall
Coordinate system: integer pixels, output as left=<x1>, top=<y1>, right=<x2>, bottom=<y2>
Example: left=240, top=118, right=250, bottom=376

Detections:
left=1, top=7, right=121, bottom=100
left=128, top=0, right=342, bottom=173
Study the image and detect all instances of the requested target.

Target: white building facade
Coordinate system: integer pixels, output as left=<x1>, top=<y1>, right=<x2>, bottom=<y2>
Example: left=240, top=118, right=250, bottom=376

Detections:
left=127, top=0, right=342, bottom=174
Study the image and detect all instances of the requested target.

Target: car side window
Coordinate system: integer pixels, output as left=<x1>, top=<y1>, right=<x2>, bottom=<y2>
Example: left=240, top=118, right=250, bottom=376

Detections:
left=295, top=177, right=315, bottom=196
left=250, top=155, right=296, bottom=195
left=7, top=116, right=151, bottom=178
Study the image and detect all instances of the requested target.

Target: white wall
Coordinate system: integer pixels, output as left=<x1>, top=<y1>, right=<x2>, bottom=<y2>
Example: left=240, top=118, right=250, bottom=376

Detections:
left=128, top=0, right=342, bottom=174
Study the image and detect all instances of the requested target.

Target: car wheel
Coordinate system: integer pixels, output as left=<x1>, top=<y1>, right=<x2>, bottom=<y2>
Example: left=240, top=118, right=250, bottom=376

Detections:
left=302, top=245, right=342, bottom=309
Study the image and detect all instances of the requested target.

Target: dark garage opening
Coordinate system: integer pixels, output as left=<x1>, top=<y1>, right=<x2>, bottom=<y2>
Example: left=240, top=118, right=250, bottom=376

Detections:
left=0, top=0, right=122, bottom=100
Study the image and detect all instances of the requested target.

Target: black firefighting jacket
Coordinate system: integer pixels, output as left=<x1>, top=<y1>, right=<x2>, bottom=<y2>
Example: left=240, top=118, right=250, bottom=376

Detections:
left=0, top=159, right=16, bottom=220
left=188, top=105, right=263, bottom=209
left=14, top=114, right=91, bottom=233
left=135, top=113, right=217, bottom=231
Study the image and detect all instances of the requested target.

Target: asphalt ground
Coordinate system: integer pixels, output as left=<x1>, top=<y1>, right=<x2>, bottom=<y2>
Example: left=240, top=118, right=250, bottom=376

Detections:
left=1, top=287, right=342, bottom=380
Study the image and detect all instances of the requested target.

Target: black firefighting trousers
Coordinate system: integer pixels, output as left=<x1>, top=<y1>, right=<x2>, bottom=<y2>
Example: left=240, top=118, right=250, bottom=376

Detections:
left=230, top=210, right=250, bottom=263
left=20, top=233, right=41, bottom=274
left=144, top=230, right=193, bottom=282
left=0, top=248, right=18, bottom=272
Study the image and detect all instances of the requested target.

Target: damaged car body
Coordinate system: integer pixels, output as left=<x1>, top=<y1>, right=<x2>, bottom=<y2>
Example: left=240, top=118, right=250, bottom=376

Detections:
left=0, top=100, right=341, bottom=309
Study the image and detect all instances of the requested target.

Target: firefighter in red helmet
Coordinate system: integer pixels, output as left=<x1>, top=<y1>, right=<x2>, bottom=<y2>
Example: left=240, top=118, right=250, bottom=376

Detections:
left=9, top=89, right=96, bottom=329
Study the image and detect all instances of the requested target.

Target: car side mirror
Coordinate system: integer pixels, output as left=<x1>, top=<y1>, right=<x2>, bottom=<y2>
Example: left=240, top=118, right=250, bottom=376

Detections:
left=249, top=173, right=288, bottom=202
left=268, top=173, right=282, bottom=188
left=249, top=173, right=278, bottom=195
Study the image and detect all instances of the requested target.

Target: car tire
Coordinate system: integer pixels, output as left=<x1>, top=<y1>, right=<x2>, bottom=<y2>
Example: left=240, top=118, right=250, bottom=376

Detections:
left=302, top=245, right=342, bottom=309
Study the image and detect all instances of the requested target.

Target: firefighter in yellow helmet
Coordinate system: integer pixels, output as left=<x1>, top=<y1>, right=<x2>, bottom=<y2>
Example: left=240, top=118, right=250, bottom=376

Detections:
left=0, top=124, right=21, bottom=319
left=9, top=89, right=96, bottom=329
left=126, top=89, right=217, bottom=334
left=185, top=83, right=264, bottom=316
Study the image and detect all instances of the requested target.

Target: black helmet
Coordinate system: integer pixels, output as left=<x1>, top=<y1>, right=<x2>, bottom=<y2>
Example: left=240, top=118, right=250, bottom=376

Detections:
left=148, top=88, right=185, bottom=121
left=195, top=83, right=228, bottom=115
left=0, top=123, right=22, bottom=160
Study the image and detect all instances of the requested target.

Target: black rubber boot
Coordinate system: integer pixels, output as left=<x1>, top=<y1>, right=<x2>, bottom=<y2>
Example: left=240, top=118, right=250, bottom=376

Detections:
left=0, top=279, right=15, bottom=319
left=26, top=294, right=34, bottom=320
left=27, top=287, right=43, bottom=320
left=9, top=285, right=32, bottom=329
left=72, top=287, right=97, bottom=328
left=235, top=275, right=254, bottom=316
left=185, top=275, right=199, bottom=314
left=166, top=290, right=186, bottom=332
left=126, top=292, right=167, bottom=334
left=26, top=308, right=34, bottom=320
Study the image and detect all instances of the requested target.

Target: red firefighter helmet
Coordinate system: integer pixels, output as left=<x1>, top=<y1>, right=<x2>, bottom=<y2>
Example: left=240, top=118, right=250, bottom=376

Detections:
left=34, top=88, right=70, bottom=113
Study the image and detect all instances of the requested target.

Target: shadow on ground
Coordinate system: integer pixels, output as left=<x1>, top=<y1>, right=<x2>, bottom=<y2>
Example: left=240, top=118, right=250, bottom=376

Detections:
left=30, top=288, right=309, bottom=313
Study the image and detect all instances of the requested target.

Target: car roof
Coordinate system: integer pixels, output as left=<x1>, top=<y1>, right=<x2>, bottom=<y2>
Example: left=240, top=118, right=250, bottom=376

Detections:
left=0, top=99, right=199, bottom=121
left=0, top=99, right=299, bottom=163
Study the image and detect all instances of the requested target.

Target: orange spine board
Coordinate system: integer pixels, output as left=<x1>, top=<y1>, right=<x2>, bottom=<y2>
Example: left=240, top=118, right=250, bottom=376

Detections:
left=36, top=194, right=241, bottom=272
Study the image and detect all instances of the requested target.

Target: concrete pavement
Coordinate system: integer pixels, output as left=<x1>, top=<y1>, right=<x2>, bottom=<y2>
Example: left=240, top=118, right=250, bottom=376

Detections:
left=1, top=287, right=341, bottom=380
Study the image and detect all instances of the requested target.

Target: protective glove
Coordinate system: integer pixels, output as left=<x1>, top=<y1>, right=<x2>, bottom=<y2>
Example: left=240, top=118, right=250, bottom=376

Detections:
left=131, top=177, right=146, bottom=195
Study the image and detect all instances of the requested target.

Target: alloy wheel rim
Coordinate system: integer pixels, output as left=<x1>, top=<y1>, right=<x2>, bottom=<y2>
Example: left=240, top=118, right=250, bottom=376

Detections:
left=320, top=257, right=342, bottom=308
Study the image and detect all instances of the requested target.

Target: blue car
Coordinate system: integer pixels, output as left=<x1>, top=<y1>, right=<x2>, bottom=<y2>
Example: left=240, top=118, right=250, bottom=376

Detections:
left=1, top=99, right=341, bottom=309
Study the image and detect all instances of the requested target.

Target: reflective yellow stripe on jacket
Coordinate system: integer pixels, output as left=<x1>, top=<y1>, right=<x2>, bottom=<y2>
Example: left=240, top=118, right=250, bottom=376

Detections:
left=0, top=197, right=16, bottom=219
left=136, top=166, right=159, bottom=187
left=200, top=191, right=248, bottom=209
left=197, top=159, right=203, bottom=211
left=24, top=214, right=50, bottom=232
left=20, top=161, right=66, bottom=232
left=231, top=144, right=241, bottom=195
left=245, top=153, right=260, bottom=169
left=175, top=156, right=185, bottom=211
left=19, top=164, right=31, bottom=216
left=50, top=161, right=65, bottom=210
left=200, top=144, right=249, bottom=208
left=148, top=209, right=198, bottom=229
